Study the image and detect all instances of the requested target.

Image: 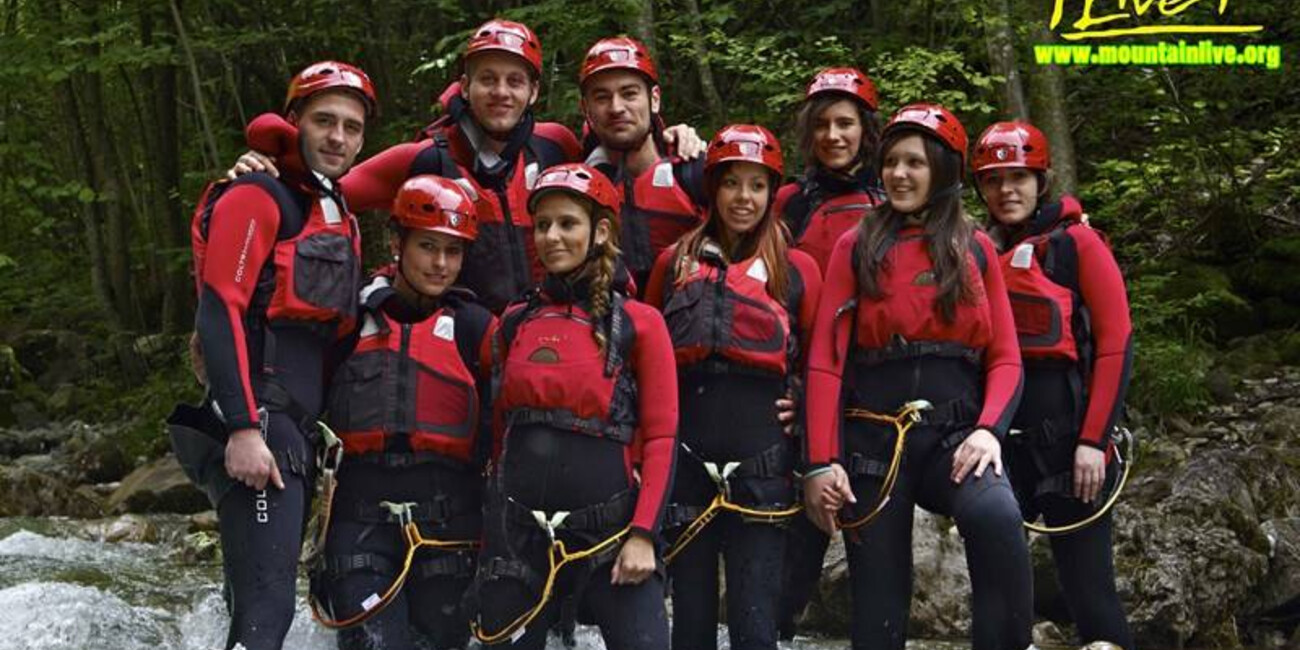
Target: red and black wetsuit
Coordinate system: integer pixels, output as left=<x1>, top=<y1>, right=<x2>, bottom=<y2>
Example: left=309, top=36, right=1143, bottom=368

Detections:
left=645, top=243, right=821, bottom=650
left=805, top=225, right=1032, bottom=650
left=587, top=143, right=707, bottom=295
left=318, top=271, right=495, bottom=650
left=245, top=96, right=579, bottom=314
left=994, top=197, right=1134, bottom=648
left=774, top=166, right=884, bottom=273
left=771, top=164, right=882, bottom=639
left=193, top=168, right=360, bottom=650
left=471, top=267, right=677, bottom=650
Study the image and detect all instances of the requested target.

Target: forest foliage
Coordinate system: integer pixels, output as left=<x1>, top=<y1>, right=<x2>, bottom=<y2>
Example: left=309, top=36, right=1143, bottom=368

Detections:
left=0, top=0, right=1298, bottom=426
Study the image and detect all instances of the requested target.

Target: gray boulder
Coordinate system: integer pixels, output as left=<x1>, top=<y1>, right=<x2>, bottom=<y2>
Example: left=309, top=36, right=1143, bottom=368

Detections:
left=105, top=454, right=209, bottom=514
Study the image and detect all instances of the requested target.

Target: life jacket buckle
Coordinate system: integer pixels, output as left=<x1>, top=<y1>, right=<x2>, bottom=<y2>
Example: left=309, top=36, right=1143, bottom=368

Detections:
left=902, top=399, right=933, bottom=423
left=533, top=510, right=571, bottom=541
left=380, top=501, right=418, bottom=527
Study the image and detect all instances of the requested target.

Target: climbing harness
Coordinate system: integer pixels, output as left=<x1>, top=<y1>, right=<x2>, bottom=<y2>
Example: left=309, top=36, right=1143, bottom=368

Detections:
left=1020, top=425, right=1136, bottom=536
left=836, top=400, right=933, bottom=531
left=664, top=444, right=803, bottom=564
left=303, top=423, right=479, bottom=629
left=470, top=506, right=631, bottom=645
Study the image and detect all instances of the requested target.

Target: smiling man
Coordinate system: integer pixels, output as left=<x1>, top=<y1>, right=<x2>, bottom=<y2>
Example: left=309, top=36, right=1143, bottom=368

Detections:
left=190, top=61, right=374, bottom=650
left=579, top=36, right=708, bottom=294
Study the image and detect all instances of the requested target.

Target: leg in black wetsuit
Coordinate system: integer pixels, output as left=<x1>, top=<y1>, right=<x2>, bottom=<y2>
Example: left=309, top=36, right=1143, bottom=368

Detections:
left=843, top=423, right=1032, bottom=650
left=219, top=411, right=313, bottom=650
left=670, top=370, right=790, bottom=650
left=671, top=514, right=786, bottom=650
left=1007, top=367, right=1133, bottom=649
left=778, top=515, right=831, bottom=639
left=473, top=426, right=669, bottom=650
left=322, top=462, right=480, bottom=650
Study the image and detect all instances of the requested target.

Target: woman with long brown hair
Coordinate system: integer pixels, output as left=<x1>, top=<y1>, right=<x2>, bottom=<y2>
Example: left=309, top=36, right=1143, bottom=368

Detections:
left=645, top=125, right=821, bottom=650
left=802, top=104, right=1033, bottom=650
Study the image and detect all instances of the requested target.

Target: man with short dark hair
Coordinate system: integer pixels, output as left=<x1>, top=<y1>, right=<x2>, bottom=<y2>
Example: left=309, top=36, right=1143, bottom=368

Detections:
left=189, top=61, right=374, bottom=650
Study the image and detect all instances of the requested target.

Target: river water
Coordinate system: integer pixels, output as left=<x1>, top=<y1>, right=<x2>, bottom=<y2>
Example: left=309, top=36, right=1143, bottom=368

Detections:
left=1, top=516, right=939, bottom=650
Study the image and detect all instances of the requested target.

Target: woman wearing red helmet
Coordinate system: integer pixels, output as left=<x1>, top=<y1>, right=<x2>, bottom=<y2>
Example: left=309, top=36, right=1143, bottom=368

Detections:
left=973, top=121, right=1134, bottom=650
left=802, top=104, right=1033, bottom=650
left=468, top=163, right=676, bottom=649
left=774, top=67, right=886, bottom=273
left=773, top=67, right=886, bottom=638
left=310, top=175, right=495, bottom=650
left=643, top=125, right=822, bottom=650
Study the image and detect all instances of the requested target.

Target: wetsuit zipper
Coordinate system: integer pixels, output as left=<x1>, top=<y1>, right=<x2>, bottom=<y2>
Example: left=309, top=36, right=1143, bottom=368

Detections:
left=395, top=323, right=413, bottom=452
left=712, top=266, right=727, bottom=357
left=497, top=189, right=528, bottom=298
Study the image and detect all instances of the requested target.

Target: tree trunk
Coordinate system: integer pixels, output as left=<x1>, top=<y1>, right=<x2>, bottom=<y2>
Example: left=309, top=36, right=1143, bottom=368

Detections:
left=681, top=0, right=726, bottom=123
left=169, top=0, right=221, bottom=172
left=984, top=0, right=1029, bottom=120
left=632, top=0, right=657, bottom=59
left=142, top=0, right=191, bottom=332
left=870, top=0, right=886, bottom=35
left=77, top=2, right=141, bottom=331
left=1027, top=21, right=1078, bottom=197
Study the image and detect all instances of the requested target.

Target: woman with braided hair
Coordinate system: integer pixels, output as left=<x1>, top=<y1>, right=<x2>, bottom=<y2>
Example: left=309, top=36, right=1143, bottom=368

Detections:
left=468, top=162, right=677, bottom=650
left=644, top=125, right=821, bottom=650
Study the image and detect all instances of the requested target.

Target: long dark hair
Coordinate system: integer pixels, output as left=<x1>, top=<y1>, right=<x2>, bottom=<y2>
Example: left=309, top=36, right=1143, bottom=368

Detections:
left=856, top=130, right=975, bottom=323
left=674, top=161, right=792, bottom=303
left=795, top=95, right=881, bottom=175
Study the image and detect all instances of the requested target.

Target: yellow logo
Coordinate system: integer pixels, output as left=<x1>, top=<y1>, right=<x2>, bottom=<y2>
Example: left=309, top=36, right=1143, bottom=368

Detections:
left=1050, top=0, right=1264, bottom=40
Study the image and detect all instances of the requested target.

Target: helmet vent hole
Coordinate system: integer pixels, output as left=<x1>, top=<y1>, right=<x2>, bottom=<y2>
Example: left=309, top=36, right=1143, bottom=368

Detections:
left=423, top=203, right=436, bottom=212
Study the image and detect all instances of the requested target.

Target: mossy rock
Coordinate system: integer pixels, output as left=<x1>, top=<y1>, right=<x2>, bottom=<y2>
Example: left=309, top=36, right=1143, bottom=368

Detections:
left=1259, top=235, right=1300, bottom=263
left=1158, top=262, right=1258, bottom=340
left=1256, top=297, right=1300, bottom=331
left=1232, top=258, right=1300, bottom=304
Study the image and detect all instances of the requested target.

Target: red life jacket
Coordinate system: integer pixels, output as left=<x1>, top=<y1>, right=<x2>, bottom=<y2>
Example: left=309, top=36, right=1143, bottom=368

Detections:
left=596, top=153, right=706, bottom=290
left=1000, top=197, right=1090, bottom=363
left=326, top=277, right=486, bottom=463
left=494, top=291, right=638, bottom=444
left=838, top=227, right=991, bottom=364
left=191, top=173, right=360, bottom=333
left=660, top=245, right=802, bottom=376
left=776, top=180, right=884, bottom=273
left=409, top=120, right=577, bottom=313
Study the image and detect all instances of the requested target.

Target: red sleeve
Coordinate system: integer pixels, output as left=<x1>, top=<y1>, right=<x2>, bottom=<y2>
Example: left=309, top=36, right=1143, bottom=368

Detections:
left=339, top=141, right=431, bottom=212
left=973, top=231, right=1023, bottom=437
left=804, top=229, right=859, bottom=466
left=789, top=250, right=822, bottom=369
left=1072, top=227, right=1133, bottom=448
left=773, top=183, right=799, bottom=224
left=533, top=122, right=582, bottom=162
left=196, top=184, right=281, bottom=433
left=643, top=247, right=676, bottom=311
left=625, top=300, right=679, bottom=537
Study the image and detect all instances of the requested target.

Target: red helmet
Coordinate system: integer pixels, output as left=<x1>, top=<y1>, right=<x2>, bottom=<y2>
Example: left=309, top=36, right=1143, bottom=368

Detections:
left=806, top=67, right=878, bottom=111
left=391, top=175, right=479, bottom=241
left=882, top=103, right=968, bottom=165
left=528, top=163, right=621, bottom=216
left=972, top=121, right=1051, bottom=174
left=465, top=19, right=542, bottom=77
left=705, top=124, right=784, bottom=179
left=580, top=37, right=658, bottom=87
left=284, top=61, right=377, bottom=117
